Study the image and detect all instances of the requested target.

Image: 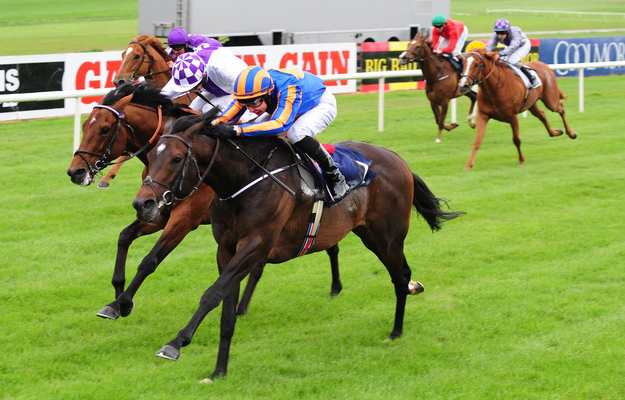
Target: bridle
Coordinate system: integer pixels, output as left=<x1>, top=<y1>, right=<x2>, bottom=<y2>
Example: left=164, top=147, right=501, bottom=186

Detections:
left=73, top=104, right=163, bottom=178
left=402, top=39, right=435, bottom=63
left=141, top=134, right=220, bottom=209
left=126, top=41, right=171, bottom=82
left=459, top=52, right=495, bottom=88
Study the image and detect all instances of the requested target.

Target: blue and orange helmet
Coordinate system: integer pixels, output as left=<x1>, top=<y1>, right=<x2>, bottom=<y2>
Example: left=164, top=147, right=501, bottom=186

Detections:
left=233, top=66, right=274, bottom=100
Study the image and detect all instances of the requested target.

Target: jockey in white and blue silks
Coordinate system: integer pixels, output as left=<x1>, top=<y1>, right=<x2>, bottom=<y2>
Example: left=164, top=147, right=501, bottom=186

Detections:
left=160, top=48, right=254, bottom=120
left=486, top=18, right=539, bottom=87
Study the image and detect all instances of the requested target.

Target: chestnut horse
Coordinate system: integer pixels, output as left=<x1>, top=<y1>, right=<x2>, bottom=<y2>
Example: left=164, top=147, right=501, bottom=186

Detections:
left=114, top=34, right=172, bottom=88
left=399, top=33, right=477, bottom=142
left=132, top=111, right=463, bottom=381
left=101, top=35, right=191, bottom=188
left=457, top=48, right=577, bottom=170
left=67, top=83, right=342, bottom=321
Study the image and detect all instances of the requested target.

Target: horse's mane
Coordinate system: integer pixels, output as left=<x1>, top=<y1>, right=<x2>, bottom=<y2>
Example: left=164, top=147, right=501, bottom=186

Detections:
left=132, top=34, right=170, bottom=61
left=102, top=82, right=194, bottom=116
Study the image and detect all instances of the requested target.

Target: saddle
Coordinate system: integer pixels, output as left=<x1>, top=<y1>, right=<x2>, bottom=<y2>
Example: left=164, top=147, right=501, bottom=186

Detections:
left=295, top=143, right=376, bottom=207
left=441, top=54, right=463, bottom=74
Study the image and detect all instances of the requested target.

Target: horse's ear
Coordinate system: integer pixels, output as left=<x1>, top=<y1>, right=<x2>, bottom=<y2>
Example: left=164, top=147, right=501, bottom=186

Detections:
left=164, top=117, right=175, bottom=133
left=114, top=93, right=134, bottom=112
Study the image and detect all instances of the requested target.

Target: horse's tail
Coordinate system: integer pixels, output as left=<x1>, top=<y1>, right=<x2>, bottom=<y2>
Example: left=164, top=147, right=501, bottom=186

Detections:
left=412, top=173, right=465, bottom=231
left=559, top=88, right=568, bottom=101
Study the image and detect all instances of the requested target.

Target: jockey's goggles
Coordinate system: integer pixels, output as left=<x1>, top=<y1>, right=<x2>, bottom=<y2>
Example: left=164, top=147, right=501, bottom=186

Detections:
left=170, top=44, right=185, bottom=51
left=239, top=96, right=264, bottom=108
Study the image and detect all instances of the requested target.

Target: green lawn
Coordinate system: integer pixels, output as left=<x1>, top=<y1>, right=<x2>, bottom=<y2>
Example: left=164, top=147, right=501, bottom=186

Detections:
left=2, top=74, right=625, bottom=398
left=2, top=1, right=625, bottom=398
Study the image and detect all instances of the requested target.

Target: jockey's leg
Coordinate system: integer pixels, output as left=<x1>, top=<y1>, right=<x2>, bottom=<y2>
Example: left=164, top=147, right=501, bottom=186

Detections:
left=287, top=89, right=348, bottom=202
left=293, top=136, right=348, bottom=202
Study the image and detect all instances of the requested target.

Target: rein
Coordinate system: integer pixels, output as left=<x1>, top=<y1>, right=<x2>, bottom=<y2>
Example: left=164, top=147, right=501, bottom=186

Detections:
left=404, top=41, right=452, bottom=84
left=74, top=104, right=163, bottom=176
left=141, top=133, right=220, bottom=209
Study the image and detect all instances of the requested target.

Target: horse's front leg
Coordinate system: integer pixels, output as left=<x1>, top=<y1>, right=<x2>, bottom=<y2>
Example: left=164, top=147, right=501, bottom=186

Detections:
left=464, top=90, right=478, bottom=129
left=103, top=209, right=203, bottom=319
left=97, top=156, right=130, bottom=189
left=97, top=219, right=164, bottom=319
left=236, top=263, right=265, bottom=315
left=465, top=111, right=490, bottom=170
left=429, top=101, right=445, bottom=142
left=155, top=238, right=270, bottom=373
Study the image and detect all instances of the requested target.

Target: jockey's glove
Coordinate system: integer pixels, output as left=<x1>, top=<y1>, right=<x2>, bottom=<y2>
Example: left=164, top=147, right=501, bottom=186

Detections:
left=212, top=123, right=238, bottom=138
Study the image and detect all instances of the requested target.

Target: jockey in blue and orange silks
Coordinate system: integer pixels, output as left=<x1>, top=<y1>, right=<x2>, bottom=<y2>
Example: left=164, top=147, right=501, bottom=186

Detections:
left=211, top=66, right=349, bottom=202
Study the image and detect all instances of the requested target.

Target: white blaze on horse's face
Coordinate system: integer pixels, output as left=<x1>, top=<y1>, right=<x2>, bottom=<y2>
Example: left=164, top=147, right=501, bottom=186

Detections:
left=458, top=56, right=477, bottom=88
left=157, top=143, right=166, bottom=155
left=89, top=116, right=97, bottom=126
left=125, top=48, right=133, bottom=57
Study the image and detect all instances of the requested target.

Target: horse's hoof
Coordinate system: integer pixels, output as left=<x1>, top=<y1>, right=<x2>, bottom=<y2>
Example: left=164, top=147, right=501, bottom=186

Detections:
left=97, top=182, right=110, bottom=189
left=119, top=301, right=135, bottom=318
left=408, top=280, right=424, bottom=295
left=155, top=345, right=180, bottom=361
left=330, top=286, right=342, bottom=297
left=435, top=138, right=441, bottom=143
left=569, top=132, right=577, bottom=139
left=97, top=305, right=120, bottom=320
left=450, top=123, right=459, bottom=129
left=199, top=378, right=213, bottom=384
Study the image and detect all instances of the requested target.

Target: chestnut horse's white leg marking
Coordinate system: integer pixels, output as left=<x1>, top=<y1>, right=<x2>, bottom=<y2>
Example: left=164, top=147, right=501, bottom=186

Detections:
left=408, top=280, right=424, bottom=295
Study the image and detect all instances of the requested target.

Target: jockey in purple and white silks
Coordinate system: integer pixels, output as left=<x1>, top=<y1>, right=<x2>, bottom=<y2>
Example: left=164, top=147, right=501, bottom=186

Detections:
left=160, top=48, right=254, bottom=119
left=164, top=28, right=222, bottom=67
left=486, top=18, right=539, bottom=87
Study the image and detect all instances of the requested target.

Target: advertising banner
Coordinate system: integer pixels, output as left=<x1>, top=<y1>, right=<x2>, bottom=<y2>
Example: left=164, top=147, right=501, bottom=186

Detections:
left=538, top=37, right=625, bottom=76
left=1, top=42, right=358, bottom=121
left=0, top=54, right=65, bottom=120
left=361, top=39, right=540, bottom=92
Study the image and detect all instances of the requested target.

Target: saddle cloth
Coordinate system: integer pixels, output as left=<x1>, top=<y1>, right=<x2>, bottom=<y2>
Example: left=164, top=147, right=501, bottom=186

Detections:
left=508, top=64, right=542, bottom=89
left=297, top=144, right=376, bottom=206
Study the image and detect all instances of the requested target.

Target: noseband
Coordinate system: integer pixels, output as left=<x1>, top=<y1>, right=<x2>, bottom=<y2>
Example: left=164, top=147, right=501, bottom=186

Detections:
left=403, top=40, right=435, bottom=63
left=73, top=105, right=134, bottom=176
left=127, top=41, right=171, bottom=82
left=460, top=52, right=495, bottom=88
left=141, top=134, right=220, bottom=209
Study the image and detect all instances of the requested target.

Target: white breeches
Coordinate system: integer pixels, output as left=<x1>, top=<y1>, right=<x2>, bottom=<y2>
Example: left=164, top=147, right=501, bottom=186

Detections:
left=287, top=88, right=337, bottom=144
left=436, top=25, right=469, bottom=57
left=500, top=40, right=532, bottom=67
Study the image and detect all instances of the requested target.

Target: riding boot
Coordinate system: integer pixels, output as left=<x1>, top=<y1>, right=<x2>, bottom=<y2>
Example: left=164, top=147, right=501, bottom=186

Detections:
left=294, top=136, right=349, bottom=202
left=520, top=65, right=539, bottom=88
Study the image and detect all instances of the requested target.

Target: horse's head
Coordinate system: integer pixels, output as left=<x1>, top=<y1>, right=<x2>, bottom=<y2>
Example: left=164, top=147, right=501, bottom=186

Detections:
left=67, top=84, right=138, bottom=186
left=115, top=35, right=171, bottom=87
left=133, top=110, right=220, bottom=222
left=399, top=33, right=431, bottom=65
left=457, top=49, right=494, bottom=95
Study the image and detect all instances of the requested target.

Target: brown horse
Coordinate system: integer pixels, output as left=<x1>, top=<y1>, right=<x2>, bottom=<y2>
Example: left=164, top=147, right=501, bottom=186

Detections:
left=457, top=48, right=577, bottom=170
left=114, top=34, right=172, bottom=88
left=67, top=82, right=342, bottom=320
left=131, top=111, right=463, bottom=381
left=100, top=35, right=195, bottom=188
left=399, top=33, right=477, bottom=142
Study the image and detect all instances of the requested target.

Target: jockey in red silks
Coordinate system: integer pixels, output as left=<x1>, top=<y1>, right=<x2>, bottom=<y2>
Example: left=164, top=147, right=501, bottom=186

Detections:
left=430, top=14, right=468, bottom=61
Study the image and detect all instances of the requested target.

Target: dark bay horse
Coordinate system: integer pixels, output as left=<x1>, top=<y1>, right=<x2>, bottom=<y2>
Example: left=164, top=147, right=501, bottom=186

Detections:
left=399, top=33, right=477, bottom=142
left=132, top=111, right=463, bottom=381
left=457, top=48, right=577, bottom=170
left=67, top=83, right=342, bottom=320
